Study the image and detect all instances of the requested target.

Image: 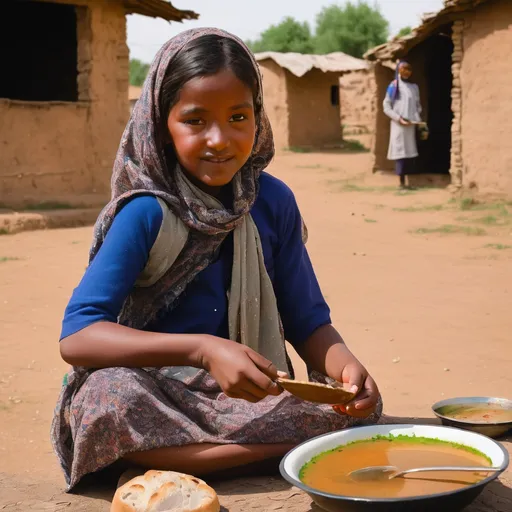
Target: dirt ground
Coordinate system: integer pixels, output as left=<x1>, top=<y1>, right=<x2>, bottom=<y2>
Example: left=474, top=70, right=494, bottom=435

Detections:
left=1, top=146, right=511, bottom=511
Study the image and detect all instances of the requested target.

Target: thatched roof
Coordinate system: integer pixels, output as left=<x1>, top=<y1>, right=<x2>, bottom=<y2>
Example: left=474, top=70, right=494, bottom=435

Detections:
left=124, top=0, right=198, bottom=22
left=255, top=51, right=368, bottom=78
left=364, top=0, right=492, bottom=63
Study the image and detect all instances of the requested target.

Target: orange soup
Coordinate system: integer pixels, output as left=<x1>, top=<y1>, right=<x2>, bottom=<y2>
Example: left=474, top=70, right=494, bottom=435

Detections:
left=437, top=404, right=512, bottom=424
left=300, top=436, right=491, bottom=499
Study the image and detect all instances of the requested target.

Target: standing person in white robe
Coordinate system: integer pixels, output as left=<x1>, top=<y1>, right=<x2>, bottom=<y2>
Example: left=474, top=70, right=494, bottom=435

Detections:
left=383, top=60, right=422, bottom=189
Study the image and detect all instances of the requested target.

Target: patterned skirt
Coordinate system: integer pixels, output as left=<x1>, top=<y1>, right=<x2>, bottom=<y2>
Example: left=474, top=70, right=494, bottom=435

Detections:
left=51, top=366, right=383, bottom=490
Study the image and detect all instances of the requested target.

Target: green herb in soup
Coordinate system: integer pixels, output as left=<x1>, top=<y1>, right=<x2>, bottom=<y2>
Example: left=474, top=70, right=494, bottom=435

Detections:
left=437, top=404, right=512, bottom=424
left=300, top=435, right=492, bottom=499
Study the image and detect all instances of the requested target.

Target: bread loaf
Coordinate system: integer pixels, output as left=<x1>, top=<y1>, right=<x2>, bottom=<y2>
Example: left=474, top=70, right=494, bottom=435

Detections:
left=111, top=470, right=220, bottom=512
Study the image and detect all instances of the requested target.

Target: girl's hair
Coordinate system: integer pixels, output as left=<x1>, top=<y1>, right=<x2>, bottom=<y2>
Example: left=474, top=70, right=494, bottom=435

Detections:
left=160, top=35, right=261, bottom=120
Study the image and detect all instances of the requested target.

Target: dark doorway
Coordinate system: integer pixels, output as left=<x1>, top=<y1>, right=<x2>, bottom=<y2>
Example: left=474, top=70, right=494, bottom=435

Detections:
left=330, top=85, right=340, bottom=106
left=0, top=1, right=78, bottom=102
left=418, top=28, right=454, bottom=174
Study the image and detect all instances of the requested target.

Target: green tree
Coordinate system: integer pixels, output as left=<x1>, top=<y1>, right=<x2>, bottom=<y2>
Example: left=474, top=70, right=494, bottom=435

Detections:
left=397, top=26, right=412, bottom=38
left=314, top=2, right=389, bottom=58
left=130, top=59, right=150, bottom=86
left=247, top=17, right=314, bottom=54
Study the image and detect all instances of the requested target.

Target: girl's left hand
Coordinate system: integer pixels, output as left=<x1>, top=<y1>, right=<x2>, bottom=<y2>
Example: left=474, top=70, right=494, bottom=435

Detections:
left=298, top=325, right=380, bottom=419
left=325, top=346, right=380, bottom=418
left=332, top=368, right=379, bottom=418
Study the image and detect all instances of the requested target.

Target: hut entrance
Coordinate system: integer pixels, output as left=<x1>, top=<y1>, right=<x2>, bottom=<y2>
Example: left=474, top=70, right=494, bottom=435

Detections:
left=372, top=26, right=454, bottom=178
left=418, top=28, right=454, bottom=174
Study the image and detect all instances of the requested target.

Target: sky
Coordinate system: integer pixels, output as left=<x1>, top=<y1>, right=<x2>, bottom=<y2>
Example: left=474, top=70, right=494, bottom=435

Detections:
left=127, top=0, right=445, bottom=63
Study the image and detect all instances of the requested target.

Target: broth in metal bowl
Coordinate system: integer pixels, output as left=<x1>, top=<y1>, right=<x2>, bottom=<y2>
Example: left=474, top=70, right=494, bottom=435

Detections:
left=433, top=397, right=512, bottom=438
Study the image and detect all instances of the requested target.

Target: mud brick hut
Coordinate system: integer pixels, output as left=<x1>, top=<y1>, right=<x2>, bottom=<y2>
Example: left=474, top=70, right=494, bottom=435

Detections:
left=0, top=0, right=197, bottom=208
left=365, top=0, right=512, bottom=197
left=339, top=69, right=376, bottom=135
left=255, top=52, right=368, bottom=151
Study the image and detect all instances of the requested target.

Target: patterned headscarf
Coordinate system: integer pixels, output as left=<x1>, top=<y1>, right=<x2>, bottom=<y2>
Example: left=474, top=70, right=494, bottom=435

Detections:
left=90, top=28, right=275, bottom=328
left=387, top=59, right=409, bottom=105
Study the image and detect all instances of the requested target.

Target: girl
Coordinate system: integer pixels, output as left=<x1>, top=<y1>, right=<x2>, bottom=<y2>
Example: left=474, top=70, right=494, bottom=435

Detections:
left=52, top=28, right=382, bottom=491
left=383, top=60, right=423, bottom=188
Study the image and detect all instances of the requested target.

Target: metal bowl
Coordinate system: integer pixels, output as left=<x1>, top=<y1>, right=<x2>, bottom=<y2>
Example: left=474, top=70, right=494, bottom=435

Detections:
left=432, top=396, right=512, bottom=438
left=280, top=424, right=509, bottom=512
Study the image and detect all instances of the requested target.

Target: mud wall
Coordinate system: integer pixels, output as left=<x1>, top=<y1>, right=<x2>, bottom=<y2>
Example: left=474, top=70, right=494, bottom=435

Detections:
left=460, top=0, right=512, bottom=197
left=0, top=0, right=129, bottom=207
left=339, top=69, right=376, bottom=134
left=286, top=69, right=342, bottom=149
left=258, top=60, right=289, bottom=151
left=371, top=63, right=394, bottom=171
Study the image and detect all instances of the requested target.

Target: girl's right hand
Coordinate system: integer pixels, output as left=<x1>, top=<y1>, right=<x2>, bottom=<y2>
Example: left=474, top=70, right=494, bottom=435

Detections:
left=399, top=117, right=411, bottom=126
left=199, top=336, right=284, bottom=403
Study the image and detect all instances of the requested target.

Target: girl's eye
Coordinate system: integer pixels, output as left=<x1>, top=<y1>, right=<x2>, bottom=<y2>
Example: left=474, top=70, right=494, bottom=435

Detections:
left=184, top=118, right=205, bottom=126
left=230, top=114, right=247, bottom=122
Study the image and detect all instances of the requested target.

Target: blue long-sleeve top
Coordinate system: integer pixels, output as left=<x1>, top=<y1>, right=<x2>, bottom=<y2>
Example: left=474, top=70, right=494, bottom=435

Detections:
left=61, top=172, right=331, bottom=348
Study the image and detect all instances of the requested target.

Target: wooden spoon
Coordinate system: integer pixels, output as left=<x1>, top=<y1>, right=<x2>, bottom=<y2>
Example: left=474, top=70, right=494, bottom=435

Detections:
left=276, top=378, right=355, bottom=405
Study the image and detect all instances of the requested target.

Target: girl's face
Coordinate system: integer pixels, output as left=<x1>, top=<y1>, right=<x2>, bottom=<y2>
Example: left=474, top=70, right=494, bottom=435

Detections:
left=167, top=68, right=257, bottom=194
left=398, top=63, right=412, bottom=80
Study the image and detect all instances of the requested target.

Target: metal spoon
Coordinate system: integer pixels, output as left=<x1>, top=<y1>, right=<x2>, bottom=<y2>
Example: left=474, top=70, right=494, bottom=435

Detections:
left=349, top=465, right=502, bottom=482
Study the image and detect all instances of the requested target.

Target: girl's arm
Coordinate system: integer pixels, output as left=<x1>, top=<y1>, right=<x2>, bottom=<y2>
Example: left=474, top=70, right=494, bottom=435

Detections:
left=60, top=321, right=205, bottom=368
left=383, top=85, right=401, bottom=122
left=60, top=196, right=205, bottom=368
left=61, top=322, right=282, bottom=404
left=297, top=324, right=379, bottom=417
left=271, top=187, right=379, bottom=416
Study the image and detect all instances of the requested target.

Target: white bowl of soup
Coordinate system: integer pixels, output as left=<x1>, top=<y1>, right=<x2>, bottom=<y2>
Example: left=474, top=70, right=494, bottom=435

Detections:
left=279, top=424, right=509, bottom=512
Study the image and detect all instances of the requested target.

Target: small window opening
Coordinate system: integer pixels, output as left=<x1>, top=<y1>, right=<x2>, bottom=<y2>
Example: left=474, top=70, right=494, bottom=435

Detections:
left=330, top=85, right=340, bottom=106
left=0, top=1, right=78, bottom=102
